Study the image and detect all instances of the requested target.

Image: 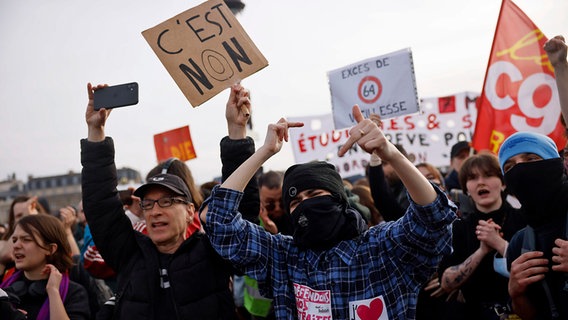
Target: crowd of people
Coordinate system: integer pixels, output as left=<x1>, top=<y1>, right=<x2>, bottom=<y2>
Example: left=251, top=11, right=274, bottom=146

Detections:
left=0, top=36, right=567, bottom=320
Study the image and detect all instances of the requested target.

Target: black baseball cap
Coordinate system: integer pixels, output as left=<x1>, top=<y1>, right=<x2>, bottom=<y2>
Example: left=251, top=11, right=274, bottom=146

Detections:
left=133, top=173, right=192, bottom=201
left=450, top=141, right=472, bottom=159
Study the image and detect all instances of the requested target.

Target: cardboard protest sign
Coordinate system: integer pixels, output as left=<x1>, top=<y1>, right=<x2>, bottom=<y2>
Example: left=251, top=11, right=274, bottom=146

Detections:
left=382, top=92, right=479, bottom=168
left=154, top=125, right=197, bottom=162
left=328, top=48, right=419, bottom=130
left=288, top=113, right=369, bottom=178
left=142, top=0, right=268, bottom=107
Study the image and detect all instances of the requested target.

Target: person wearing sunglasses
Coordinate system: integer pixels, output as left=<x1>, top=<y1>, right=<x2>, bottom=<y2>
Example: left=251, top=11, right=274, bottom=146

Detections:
left=81, top=83, right=236, bottom=319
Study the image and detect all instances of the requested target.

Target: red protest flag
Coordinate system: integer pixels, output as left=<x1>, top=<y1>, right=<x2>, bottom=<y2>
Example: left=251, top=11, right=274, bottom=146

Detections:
left=472, top=0, right=566, bottom=154
left=153, top=125, right=197, bottom=163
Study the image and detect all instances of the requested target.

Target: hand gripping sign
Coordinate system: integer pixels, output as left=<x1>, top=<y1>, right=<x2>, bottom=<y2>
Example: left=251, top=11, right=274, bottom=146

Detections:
left=142, top=0, right=268, bottom=107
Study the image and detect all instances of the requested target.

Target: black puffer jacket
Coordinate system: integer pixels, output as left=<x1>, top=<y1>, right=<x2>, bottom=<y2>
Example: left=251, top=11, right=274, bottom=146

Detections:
left=81, top=137, right=236, bottom=320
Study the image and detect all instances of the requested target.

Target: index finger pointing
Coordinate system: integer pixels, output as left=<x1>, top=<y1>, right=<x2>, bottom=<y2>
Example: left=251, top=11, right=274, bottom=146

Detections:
left=338, top=105, right=364, bottom=157
left=351, top=105, right=364, bottom=123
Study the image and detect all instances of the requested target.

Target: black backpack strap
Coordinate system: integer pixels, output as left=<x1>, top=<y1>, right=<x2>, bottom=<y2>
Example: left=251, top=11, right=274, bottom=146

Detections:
left=520, top=220, right=565, bottom=319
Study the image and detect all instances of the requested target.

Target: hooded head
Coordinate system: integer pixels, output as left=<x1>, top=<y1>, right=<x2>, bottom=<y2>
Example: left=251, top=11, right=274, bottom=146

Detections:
left=498, top=132, right=566, bottom=227
left=282, top=161, right=347, bottom=214
left=282, top=161, right=367, bottom=249
left=498, top=132, right=560, bottom=173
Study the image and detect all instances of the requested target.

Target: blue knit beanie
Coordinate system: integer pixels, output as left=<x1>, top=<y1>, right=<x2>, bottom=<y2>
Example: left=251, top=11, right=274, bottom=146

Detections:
left=498, top=132, right=560, bottom=172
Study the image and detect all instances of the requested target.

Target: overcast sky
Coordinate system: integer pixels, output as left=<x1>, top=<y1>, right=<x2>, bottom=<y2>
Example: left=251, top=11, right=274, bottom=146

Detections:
left=1, top=0, right=566, bottom=185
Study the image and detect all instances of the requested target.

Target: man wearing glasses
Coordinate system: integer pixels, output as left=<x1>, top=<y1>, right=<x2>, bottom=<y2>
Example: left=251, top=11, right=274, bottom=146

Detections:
left=258, top=171, right=293, bottom=236
left=81, top=83, right=236, bottom=320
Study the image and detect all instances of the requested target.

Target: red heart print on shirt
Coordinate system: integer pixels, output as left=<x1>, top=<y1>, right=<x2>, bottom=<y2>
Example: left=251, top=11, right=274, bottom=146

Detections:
left=356, top=297, right=384, bottom=320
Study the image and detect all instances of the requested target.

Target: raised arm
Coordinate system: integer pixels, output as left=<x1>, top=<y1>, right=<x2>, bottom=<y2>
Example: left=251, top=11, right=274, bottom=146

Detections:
left=220, top=84, right=260, bottom=224
left=200, top=118, right=303, bottom=222
left=367, top=114, right=406, bottom=221
left=338, top=105, right=437, bottom=205
left=544, top=35, right=568, bottom=123
left=81, top=82, right=137, bottom=272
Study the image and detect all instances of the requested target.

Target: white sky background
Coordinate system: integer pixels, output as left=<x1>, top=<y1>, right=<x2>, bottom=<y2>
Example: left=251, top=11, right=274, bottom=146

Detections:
left=0, top=0, right=566, bottom=185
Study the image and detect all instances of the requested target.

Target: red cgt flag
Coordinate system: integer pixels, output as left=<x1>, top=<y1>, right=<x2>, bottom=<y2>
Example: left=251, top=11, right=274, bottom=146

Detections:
left=153, top=125, right=197, bottom=163
left=472, top=0, right=566, bottom=154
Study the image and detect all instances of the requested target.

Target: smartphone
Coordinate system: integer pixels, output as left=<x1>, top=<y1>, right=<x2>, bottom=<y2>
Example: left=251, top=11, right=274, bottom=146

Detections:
left=118, top=189, right=134, bottom=205
left=94, top=82, right=139, bottom=110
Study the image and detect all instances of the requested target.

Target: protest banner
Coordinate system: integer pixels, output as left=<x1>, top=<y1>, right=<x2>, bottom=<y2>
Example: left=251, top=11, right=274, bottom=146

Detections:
left=328, top=48, right=419, bottom=130
left=472, top=0, right=566, bottom=153
left=154, top=125, right=197, bottom=162
left=142, top=0, right=268, bottom=107
left=383, top=92, right=479, bottom=168
left=288, top=113, right=369, bottom=178
left=289, top=92, right=478, bottom=176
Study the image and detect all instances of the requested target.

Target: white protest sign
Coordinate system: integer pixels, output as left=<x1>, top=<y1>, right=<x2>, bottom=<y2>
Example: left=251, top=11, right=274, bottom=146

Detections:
left=349, top=296, right=390, bottom=320
left=328, top=48, right=419, bottom=130
left=382, top=92, right=479, bottom=167
left=293, top=283, right=332, bottom=320
left=288, top=113, right=368, bottom=178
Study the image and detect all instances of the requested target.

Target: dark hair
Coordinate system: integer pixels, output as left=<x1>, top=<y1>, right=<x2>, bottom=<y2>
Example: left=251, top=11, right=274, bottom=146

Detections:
left=3, top=196, right=48, bottom=241
left=458, top=152, right=503, bottom=192
left=258, top=170, right=284, bottom=189
left=15, top=214, right=73, bottom=273
left=147, top=158, right=204, bottom=208
left=199, top=181, right=218, bottom=200
left=416, top=162, right=445, bottom=189
left=351, top=185, right=383, bottom=226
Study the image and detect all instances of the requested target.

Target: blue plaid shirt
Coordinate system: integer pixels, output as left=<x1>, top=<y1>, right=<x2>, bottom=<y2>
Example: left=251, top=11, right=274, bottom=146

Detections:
left=204, top=185, right=456, bottom=320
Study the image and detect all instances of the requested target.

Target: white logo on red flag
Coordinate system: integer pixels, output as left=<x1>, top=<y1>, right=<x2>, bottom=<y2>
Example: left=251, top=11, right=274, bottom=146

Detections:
left=472, top=0, right=566, bottom=153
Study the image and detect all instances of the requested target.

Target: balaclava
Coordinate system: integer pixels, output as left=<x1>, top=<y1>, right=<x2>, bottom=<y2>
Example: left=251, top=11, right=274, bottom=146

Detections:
left=282, top=162, right=366, bottom=249
left=498, top=132, right=567, bottom=226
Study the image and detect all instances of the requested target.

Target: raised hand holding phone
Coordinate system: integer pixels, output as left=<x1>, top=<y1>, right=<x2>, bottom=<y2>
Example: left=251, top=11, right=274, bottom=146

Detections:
left=93, top=82, right=139, bottom=110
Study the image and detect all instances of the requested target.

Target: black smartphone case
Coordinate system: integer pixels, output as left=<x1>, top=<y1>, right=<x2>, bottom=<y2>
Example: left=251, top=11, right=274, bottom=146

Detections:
left=94, top=82, right=139, bottom=110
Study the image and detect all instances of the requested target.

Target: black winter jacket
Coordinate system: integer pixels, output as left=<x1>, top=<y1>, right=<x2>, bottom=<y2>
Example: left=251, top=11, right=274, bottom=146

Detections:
left=81, top=137, right=236, bottom=320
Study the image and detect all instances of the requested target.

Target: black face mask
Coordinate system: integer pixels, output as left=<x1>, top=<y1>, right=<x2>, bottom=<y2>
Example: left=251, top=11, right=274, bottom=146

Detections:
left=271, top=214, right=294, bottom=236
left=504, top=158, right=566, bottom=226
left=291, top=195, right=364, bottom=250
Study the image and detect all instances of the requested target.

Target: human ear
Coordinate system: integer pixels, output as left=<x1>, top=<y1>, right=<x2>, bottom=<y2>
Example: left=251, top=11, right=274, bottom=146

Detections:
left=186, top=203, right=195, bottom=223
left=48, top=243, right=57, bottom=256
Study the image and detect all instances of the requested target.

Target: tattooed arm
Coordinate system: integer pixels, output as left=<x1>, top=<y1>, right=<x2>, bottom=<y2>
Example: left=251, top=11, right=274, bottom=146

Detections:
left=441, top=241, right=492, bottom=292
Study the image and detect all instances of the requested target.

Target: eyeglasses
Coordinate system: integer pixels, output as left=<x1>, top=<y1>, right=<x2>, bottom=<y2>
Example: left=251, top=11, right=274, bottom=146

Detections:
left=140, top=197, right=189, bottom=210
left=263, top=199, right=283, bottom=212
